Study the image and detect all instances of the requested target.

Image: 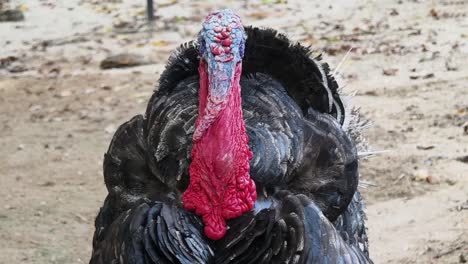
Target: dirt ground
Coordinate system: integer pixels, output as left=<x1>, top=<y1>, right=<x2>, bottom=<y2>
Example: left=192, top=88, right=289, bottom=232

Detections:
left=1, top=0, right=467, bottom=263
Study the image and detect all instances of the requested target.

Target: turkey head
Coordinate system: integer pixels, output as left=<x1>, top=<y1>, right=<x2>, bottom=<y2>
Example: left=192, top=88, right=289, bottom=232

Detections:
left=182, top=9, right=257, bottom=240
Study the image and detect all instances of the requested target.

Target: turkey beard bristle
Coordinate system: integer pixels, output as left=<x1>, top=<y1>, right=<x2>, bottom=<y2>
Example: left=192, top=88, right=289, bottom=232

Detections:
left=182, top=60, right=257, bottom=240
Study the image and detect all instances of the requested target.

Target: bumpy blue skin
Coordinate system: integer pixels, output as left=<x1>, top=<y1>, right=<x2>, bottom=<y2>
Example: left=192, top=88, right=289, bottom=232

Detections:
left=198, top=9, right=246, bottom=100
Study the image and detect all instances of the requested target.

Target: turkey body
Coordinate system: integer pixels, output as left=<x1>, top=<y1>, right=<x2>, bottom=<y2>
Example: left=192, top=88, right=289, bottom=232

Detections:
left=90, top=27, right=372, bottom=264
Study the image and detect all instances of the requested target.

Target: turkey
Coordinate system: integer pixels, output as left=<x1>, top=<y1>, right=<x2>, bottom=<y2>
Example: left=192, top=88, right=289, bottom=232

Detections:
left=90, top=9, right=373, bottom=264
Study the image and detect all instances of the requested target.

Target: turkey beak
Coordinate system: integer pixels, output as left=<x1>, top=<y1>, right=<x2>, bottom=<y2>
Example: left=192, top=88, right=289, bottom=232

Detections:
left=207, top=60, right=236, bottom=106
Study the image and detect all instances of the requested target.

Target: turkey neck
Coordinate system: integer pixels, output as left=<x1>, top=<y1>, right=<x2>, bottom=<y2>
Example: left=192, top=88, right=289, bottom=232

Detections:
left=182, top=60, right=257, bottom=240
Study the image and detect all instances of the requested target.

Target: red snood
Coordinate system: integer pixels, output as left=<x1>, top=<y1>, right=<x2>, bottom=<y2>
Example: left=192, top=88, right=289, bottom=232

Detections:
left=182, top=61, right=257, bottom=240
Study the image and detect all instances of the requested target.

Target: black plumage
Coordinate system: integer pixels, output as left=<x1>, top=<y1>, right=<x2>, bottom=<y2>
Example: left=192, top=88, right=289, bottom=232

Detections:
left=90, top=27, right=372, bottom=263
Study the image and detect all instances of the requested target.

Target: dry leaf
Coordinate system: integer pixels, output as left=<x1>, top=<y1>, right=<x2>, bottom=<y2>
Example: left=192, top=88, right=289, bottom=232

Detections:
left=383, top=68, right=398, bottom=76
left=152, top=40, right=169, bottom=47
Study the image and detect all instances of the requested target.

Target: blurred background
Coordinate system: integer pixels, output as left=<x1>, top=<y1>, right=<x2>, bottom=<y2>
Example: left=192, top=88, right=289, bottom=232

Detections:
left=0, top=0, right=467, bottom=263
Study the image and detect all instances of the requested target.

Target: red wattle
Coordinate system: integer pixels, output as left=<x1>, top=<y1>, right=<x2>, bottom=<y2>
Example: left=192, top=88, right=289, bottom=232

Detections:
left=182, top=61, right=257, bottom=240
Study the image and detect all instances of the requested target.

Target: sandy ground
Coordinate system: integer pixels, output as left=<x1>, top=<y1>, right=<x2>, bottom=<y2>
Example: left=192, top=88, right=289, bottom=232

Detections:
left=0, top=0, right=467, bottom=263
